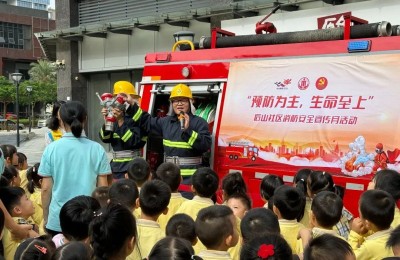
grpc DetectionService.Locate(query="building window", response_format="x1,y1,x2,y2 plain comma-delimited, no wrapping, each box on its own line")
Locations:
0,22,31,50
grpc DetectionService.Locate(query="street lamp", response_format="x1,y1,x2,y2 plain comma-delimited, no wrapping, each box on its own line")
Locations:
11,73,22,147
26,86,32,133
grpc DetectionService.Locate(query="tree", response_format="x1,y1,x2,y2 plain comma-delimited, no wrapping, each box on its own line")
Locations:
0,76,16,117
28,59,57,84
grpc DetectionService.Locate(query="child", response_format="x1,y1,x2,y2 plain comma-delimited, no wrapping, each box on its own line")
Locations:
310,191,343,238
16,152,28,171
0,144,17,167
304,234,355,260
260,174,284,209
196,205,239,260
387,225,400,256
294,168,312,228
52,241,92,260
0,186,37,260
240,233,293,260
90,203,136,260
0,166,20,187
166,213,197,245
57,195,101,248
368,169,400,228
221,172,247,202
240,208,280,243
108,179,139,212
153,162,187,231
176,167,219,220
127,179,171,260
226,193,251,220
26,163,43,230
126,157,151,190
307,170,353,239
349,189,395,259
91,186,109,208
14,235,55,260
148,237,199,260
273,185,307,254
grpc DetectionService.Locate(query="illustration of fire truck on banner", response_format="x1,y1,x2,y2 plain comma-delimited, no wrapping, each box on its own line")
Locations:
226,141,258,161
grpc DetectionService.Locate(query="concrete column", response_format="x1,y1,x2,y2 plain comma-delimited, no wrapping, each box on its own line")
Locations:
55,0,87,104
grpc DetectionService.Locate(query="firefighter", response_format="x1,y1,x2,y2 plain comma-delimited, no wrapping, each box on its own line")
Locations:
99,81,148,180
142,83,212,198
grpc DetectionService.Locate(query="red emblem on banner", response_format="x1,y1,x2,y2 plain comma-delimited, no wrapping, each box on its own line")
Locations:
316,77,328,90
298,77,310,90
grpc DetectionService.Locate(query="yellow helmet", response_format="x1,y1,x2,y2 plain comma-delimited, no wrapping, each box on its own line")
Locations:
113,81,140,97
170,84,192,99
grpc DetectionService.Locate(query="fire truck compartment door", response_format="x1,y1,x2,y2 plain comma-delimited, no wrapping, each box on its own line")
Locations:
149,82,222,95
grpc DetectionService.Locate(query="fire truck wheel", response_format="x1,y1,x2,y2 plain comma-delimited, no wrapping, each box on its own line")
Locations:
251,156,256,161
229,155,234,160
234,155,238,160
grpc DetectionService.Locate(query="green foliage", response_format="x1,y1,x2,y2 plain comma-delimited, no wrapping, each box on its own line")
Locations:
28,59,57,84
0,76,16,103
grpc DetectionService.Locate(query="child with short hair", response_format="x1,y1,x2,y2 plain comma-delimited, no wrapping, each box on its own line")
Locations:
148,237,199,260
153,162,187,231
127,179,171,260
176,167,219,220
368,169,400,228
126,157,151,189
166,213,197,245
221,172,247,202
304,234,355,260
26,163,44,231
0,144,17,167
349,189,395,259
240,208,280,243
14,234,56,260
108,179,139,212
240,233,293,260
273,185,307,254
260,174,284,209
310,191,343,238
52,241,92,260
3,165,21,187
57,195,101,248
91,186,109,208
0,186,37,260
196,205,239,260
294,168,312,228
226,193,251,220
307,170,353,239
90,203,136,260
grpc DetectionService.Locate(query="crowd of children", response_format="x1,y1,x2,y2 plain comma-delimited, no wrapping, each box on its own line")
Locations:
2,141,400,260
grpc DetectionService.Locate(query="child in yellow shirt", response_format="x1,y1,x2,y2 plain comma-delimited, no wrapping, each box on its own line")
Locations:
153,162,187,231
310,191,343,238
196,205,239,260
240,233,293,260
108,179,139,213
127,180,171,260
0,187,36,260
241,208,280,243
348,190,395,260
273,185,308,254
166,213,197,246
26,163,44,231
304,234,355,260
293,168,312,228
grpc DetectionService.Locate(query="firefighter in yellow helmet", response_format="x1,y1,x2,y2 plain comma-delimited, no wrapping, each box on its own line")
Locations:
140,83,212,198
99,81,148,180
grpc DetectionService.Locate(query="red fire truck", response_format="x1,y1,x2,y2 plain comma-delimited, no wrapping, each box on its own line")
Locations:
226,142,258,161
138,13,400,214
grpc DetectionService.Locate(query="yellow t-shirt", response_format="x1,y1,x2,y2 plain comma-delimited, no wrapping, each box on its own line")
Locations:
348,229,394,260
19,169,28,194
391,208,400,228
158,193,187,231
127,219,165,260
3,217,33,260
279,219,305,254
227,216,241,260
175,196,214,220
312,227,344,239
300,197,312,228
198,250,232,260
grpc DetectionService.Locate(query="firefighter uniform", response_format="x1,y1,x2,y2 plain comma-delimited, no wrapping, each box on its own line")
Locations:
99,81,148,178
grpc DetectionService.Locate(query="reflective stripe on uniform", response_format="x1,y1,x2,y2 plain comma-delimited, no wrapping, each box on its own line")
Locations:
188,131,198,146
180,168,197,176
132,108,143,122
163,139,192,149
121,130,133,142
100,128,111,139
113,158,134,162
141,136,148,142
113,133,120,139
